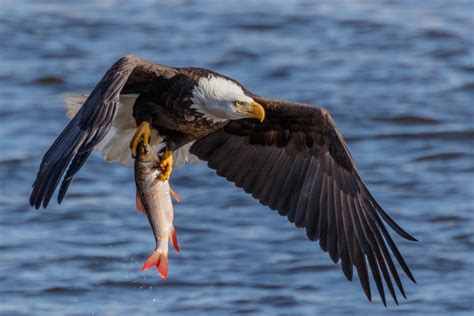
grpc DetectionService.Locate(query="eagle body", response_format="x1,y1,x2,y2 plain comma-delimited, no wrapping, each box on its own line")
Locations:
30,55,417,305
129,68,233,150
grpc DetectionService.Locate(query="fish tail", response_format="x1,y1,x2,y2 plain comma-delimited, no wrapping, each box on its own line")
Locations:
141,251,168,279
157,255,168,279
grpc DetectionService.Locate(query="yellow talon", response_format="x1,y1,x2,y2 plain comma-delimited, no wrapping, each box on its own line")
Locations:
158,149,173,181
130,121,151,157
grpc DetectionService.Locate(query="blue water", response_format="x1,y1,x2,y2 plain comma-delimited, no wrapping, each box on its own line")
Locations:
1,1,473,315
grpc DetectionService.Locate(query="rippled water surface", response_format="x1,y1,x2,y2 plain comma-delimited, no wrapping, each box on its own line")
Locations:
1,1,473,315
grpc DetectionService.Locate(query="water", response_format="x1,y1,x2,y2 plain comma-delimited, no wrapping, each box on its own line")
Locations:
1,0,473,315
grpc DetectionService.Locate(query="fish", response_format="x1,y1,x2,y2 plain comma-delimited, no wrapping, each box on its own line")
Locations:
134,141,180,279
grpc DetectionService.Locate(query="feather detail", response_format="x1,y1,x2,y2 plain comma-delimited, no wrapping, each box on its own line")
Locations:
64,93,199,167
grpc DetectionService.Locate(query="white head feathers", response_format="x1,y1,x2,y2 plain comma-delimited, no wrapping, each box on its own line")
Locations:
191,75,254,123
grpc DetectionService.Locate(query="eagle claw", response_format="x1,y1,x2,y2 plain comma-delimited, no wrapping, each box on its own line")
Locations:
158,150,173,181
130,121,151,157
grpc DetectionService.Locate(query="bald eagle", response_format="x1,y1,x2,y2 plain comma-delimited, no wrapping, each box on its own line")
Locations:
30,55,416,305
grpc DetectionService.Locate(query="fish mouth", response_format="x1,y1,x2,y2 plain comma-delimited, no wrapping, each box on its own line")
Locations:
136,142,157,162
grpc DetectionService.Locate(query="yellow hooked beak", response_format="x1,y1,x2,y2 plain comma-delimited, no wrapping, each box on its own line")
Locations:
237,101,265,122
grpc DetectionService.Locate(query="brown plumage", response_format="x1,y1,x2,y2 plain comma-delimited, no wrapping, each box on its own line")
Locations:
30,55,416,305
190,98,417,305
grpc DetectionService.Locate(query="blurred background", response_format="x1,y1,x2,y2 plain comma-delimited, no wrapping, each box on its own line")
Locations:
1,0,473,315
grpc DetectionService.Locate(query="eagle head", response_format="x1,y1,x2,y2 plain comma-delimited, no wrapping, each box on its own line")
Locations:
190,75,265,123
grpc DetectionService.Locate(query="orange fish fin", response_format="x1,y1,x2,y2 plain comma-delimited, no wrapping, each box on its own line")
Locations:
141,251,168,280
169,187,181,202
135,192,146,214
170,226,180,252
141,251,159,272
157,255,168,279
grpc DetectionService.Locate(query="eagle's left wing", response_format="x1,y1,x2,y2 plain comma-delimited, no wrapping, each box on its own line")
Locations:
190,97,416,305
30,55,176,209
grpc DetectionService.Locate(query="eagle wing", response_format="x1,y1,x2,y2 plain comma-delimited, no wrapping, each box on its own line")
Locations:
190,97,416,305
30,55,177,209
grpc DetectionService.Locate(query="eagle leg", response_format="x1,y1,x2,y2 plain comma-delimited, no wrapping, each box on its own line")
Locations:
158,149,173,181
130,121,151,157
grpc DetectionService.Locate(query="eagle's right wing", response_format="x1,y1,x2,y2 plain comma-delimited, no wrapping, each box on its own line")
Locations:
30,55,176,209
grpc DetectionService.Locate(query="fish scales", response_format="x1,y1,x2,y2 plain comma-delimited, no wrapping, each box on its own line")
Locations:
134,142,180,279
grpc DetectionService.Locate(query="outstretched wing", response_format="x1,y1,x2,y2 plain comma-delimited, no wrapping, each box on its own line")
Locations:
30,55,176,209
190,97,417,305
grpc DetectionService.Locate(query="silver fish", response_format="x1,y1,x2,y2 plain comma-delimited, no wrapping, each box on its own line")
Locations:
134,142,180,279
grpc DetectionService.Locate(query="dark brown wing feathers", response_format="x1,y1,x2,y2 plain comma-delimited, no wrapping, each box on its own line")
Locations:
30,55,177,208
190,97,416,305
